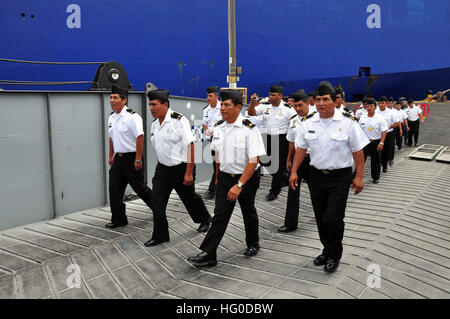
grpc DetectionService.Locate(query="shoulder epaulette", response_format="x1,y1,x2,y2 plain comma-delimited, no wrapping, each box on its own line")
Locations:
110,111,115,115
301,111,317,122
214,119,225,127
261,101,270,105
290,114,298,120
171,112,183,120
342,111,356,121
152,118,157,122
203,104,209,110
126,108,136,114
284,103,292,108
242,119,255,128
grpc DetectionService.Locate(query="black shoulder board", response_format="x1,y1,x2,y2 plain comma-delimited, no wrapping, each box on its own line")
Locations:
242,119,255,128
203,104,209,110
171,112,183,120
261,101,270,105
284,103,292,108
290,114,298,120
110,111,115,115
214,119,225,127
126,108,136,114
301,111,317,122
342,111,356,121
152,118,157,122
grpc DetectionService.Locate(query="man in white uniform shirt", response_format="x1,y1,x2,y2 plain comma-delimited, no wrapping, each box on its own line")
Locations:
334,85,354,116
144,89,211,247
405,98,424,147
202,86,222,199
278,89,315,233
395,101,409,150
355,97,369,121
359,99,388,183
377,96,398,172
106,85,153,229
248,85,297,201
308,91,317,113
289,81,369,272
188,89,266,267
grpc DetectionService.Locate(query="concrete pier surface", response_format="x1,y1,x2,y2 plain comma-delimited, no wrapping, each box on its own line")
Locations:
0,103,448,299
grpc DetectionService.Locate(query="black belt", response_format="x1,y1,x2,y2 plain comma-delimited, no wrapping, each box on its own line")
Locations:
369,139,381,142
220,167,260,179
116,152,136,158
311,166,351,175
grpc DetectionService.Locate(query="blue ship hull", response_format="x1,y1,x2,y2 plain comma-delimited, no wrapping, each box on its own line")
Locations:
1,0,449,100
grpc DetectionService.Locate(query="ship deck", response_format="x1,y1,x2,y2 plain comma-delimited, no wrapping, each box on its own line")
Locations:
0,104,449,299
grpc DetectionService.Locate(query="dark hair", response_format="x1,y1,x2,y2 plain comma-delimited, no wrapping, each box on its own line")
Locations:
154,98,170,107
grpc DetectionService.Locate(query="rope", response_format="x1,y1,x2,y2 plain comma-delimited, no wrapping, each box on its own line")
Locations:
0,58,105,65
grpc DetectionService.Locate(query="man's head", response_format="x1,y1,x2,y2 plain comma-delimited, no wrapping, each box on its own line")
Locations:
395,101,402,110
387,96,394,109
206,86,219,107
110,85,128,113
308,91,316,106
408,98,414,107
220,89,243,123
367,99,377,116
287,93,295,107
334,85,344,106
291,89,309,117
315,81,337,118
148,89,170,119
362,96,369,109
378,96,387,110
268,85,283,106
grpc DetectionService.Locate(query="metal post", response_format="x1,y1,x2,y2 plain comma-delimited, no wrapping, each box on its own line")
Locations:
100,93,108,205
46,93,57,218
228,0,237,89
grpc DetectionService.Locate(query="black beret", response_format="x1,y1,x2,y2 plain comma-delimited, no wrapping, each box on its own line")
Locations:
291,89,308,102
206,86,219,94
220,89,242,105
147,89,170,102
334,85,344,95
408,98,414,104
316,81,336,96
367,99,377,106
111,85,128,98
308,91,317,98
270,85,283,94
379,96,388,102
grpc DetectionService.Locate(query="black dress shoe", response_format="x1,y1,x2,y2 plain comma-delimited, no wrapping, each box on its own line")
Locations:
389,160,394,166
372,179,379,184
204,190,215,199
277,225,297,233
197,221,210,233
244,245,260,257
382,167,388,173
144,238,169,247
324,258,340,273
313,254,327,266
188,252,217,267
105,222,127,229
266,193,278,201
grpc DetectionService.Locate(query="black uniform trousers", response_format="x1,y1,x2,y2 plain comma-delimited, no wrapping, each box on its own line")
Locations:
309,166,353,261
402,123,408,145
388,129,396,162
363,139,381,181
283,156,311,229
207,150,217,193
393,127,402,151
151,162,211,241
381,131,394,169
200,169,261,257
109,152,153,225
407,120,420,146
266,134,289,195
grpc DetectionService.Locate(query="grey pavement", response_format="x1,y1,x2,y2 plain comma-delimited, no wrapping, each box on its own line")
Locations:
0,104,449,299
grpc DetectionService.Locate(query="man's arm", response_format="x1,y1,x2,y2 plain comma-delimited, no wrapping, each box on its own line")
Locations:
109,138,115,167
247,94,260,116
134,134,144,171
289,147,307,190
351,150,365,194
377,131,386,152
286,142,295,172
184,142,195,186
227,157,259,201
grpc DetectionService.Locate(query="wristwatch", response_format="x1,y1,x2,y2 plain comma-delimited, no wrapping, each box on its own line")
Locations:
135,159,142,163
379,142,384,145
237,181,244,188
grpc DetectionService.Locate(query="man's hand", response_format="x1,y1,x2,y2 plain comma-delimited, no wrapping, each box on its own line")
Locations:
286,160,292,173
400,130,403,137
227,185,242,201
420,119,424,125
407,126,410,131
183,173,194,186
249,93,260,107
377,144,384,152
109,157,114,167
289,172,298,190
134,160,143,171
351,177,364,195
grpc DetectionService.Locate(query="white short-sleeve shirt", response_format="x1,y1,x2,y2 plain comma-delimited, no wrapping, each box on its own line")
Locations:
358,114,389,140
211,113,266,174
376,108,396,133
108,106,144,153
405,105,423,121
202,103,222,132
151,108,195,167
295,111,369,170
286,108,315,143
355,107,368,120
254,102,297,135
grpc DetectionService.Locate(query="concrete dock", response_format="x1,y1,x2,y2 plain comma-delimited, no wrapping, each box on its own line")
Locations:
0,104,449,299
